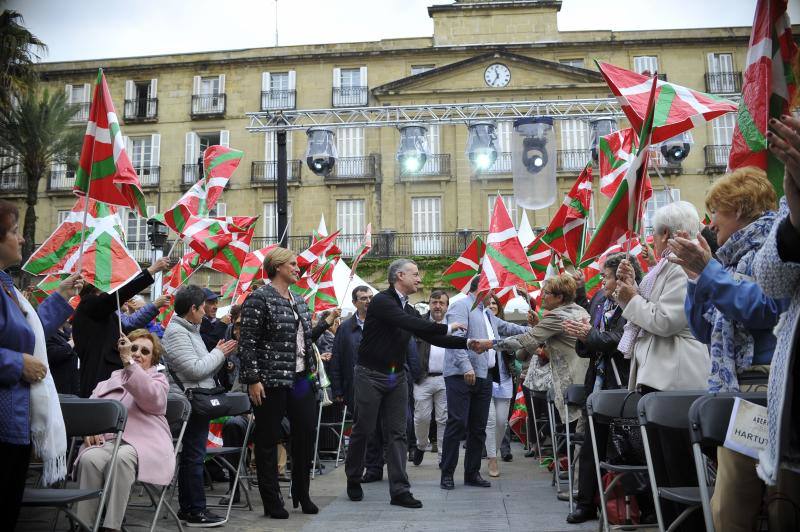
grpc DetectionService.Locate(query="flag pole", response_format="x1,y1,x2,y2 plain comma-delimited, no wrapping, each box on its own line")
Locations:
75,196,91,276
115,289,123,336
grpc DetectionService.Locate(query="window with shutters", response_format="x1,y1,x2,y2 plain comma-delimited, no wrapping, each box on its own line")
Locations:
411,65,435,75
333,67,367,106
707,112,736,167
127,135,160,186
57,210,71,225
192,74,226,116
633,56,659,76
335,128,369,177
488,195,518,229
261,71,296,110
256,131,296,182
418,124,444,175
122,205,156,263
643,189,681,232
66,83,91,122
263,202,293,241
559,58,585,69
337,199,365,256
183,131,227,185
0,147,22,190
48,160,74,191
124,79,157,120
706,53,739,93
486,122,512,174
412,197,442,254
559,119,591,171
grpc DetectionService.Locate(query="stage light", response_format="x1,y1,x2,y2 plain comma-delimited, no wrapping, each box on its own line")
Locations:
660,132,692,163
466,121,498,172
512,117,557,209
397,124,428,175
305,127,337,176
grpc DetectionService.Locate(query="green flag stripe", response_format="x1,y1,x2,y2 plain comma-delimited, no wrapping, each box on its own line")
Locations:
93,232,113,292
90,156,118,180
25,230,89,273
206,150,243,173
736,104,767,153
542,226,564,243
442,269,476,282
485,245,537,284
652,84,676,128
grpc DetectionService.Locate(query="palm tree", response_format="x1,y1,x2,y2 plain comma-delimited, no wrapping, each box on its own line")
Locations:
0,88,83,261
0,9,47,106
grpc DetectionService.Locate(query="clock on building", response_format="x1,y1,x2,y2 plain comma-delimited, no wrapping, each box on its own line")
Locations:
484,63,511,87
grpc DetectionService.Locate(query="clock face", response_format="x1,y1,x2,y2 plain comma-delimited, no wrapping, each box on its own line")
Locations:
484,63,511,88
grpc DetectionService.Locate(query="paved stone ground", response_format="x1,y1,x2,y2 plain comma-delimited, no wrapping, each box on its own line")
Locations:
18,442,597,532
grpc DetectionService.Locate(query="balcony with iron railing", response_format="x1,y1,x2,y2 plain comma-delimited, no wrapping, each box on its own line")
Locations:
704,145,731,173
135,166,160,187
260,90,296,111
181,164,201,187
328,154,380,181
123,98,158,121
251,160,302,185
557,149,592,172
332,86,368,107
478,152,513,176
398,153,451,180
48,169,76,191
191,94,226,117
705,72,742,94
0,172,25,194
70,102,90,122
648,148,683,175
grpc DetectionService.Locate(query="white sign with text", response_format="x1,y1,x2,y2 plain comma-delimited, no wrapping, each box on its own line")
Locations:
723,397,768,459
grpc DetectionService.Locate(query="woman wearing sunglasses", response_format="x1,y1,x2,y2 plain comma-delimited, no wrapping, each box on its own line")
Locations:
74,329,174,532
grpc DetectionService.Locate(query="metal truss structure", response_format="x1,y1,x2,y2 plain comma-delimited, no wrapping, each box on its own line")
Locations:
245,97,626,132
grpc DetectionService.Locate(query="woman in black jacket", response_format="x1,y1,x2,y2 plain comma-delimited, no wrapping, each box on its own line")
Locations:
562,252,642,524
238,247,333,519
46,322,79,395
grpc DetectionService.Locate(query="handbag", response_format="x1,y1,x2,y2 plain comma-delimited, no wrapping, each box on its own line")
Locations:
167,366,244,419
606,391,646,467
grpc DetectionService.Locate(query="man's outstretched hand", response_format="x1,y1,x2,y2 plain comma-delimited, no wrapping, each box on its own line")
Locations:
468,339,493,353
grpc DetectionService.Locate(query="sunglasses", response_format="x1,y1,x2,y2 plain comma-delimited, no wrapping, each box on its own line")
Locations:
130,344,153,356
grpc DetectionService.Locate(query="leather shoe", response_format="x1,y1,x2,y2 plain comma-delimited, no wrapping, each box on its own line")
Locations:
390,492,422,508
361,471,383,483
464,473,491,487
412,447,424,466
347,481,363,501
566,506,597,524
440,474,455,490
501,452,513,462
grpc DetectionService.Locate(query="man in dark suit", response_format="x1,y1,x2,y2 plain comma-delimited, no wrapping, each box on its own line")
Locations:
345,259,488,509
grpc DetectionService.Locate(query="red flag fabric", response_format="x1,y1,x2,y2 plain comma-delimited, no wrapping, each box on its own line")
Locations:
232,244,279,303
442,236,486,294
210,226,255,277
180,216,258,262
298,231,341,271
508,383,528,446
291,259,338,313
540,165,593,264
526,236,552,281
349,223,372,275
727,0,797,196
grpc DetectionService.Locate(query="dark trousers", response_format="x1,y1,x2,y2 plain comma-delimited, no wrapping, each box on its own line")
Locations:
441,375,492,477
407,375,417,452
179,413,210,514
345,365,410,498
222,415,250,495
251,374,317,510
364,418,385,475
2,441,31,530
577,413,609,510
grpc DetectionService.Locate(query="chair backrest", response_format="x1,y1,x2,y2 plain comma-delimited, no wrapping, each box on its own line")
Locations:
166,394,191,434
530,389,548,401
60,398,127,438
688,392,767,446
225,392,252,416
547,387,555,403
587,389,642,420
637,391,706,429
564,384,587,407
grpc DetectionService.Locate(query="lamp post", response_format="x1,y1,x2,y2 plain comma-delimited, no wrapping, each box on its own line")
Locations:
148,219,169,297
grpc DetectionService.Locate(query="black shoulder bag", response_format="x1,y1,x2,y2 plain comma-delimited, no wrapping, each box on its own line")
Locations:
167,366,244,419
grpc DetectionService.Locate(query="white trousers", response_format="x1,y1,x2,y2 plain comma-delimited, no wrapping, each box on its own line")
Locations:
75,442,138,530
413,375,447,456
485,397,511,459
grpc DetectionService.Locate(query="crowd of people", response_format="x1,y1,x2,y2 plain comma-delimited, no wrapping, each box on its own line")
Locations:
2,110,800,530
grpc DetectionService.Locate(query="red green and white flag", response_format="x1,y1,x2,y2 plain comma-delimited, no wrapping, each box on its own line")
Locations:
30,274,67,306
232,244,278,302
180,215,258,262
540,164,593,264
23,197,141,293
210,225,255,278
526,235,552,281
349,223,372,276
476,196,537,301
299,230,341,271
73,69,146,215
599,128,637,198
291,258,338,313
703,213,712,225
508,383,528,446
583,236,650,299
595,60,737,145
442,236,486,294
728,0,797,196
580,74,660,267
163,251,204,296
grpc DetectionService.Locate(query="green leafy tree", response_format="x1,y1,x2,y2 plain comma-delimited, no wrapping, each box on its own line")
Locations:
0,9,46,106
0,88,83,260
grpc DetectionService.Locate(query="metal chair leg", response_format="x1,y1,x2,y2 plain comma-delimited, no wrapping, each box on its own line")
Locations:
336,405,348,466
312,403,323,480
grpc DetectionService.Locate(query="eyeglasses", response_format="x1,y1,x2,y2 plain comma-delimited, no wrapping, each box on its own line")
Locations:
130,344,152,356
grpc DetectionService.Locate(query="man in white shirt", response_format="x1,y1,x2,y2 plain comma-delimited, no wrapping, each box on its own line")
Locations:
410,290,450,466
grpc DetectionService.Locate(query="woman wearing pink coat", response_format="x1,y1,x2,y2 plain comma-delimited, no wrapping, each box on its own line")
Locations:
75,329,175,532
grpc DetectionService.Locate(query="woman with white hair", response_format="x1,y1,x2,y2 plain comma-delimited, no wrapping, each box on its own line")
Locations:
614,200,710,391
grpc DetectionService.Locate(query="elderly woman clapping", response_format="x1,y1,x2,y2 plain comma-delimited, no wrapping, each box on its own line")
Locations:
614,200,710,392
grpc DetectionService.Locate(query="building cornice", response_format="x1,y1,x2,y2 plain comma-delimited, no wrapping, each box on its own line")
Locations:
427,1,563,16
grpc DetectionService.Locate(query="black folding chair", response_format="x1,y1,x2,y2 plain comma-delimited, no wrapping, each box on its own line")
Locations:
545,387,564,490
313,400,351,478
688,392,767,532
204,392,254,525
586,389,648,532
22,398,127,532
563,384,587,511
528,388,552,461
637,391,706,532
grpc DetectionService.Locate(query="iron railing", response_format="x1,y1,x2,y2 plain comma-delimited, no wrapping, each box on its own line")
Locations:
260,90,296,110
70,102,90,122
400,153,451,178
704,145,731,173
0,172,25,193
251,160,302,184
705,72,742,94
182,164,201,185
557,149,592,172
480,152,513,175
332,86,368,107
330,155,379,179
123,98,158,121
48,169,76,190
191,94,226,116
135,166,160,187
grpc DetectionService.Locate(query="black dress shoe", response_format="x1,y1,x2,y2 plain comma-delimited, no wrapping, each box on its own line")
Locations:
263,504,289,520
293,497,319,514
440,474,455,490
501,452,513,462
566,507,597,524
390,492,423,508
361,470,383,483
412,448,424,466
347,481,363,501
464,473,491,487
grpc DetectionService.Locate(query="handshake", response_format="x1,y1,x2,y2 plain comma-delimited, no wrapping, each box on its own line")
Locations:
467,339,494,354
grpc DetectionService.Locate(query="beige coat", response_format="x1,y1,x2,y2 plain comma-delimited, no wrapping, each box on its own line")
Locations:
620,261,710,391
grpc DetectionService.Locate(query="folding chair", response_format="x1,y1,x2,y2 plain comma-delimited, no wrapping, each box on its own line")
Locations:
587,389,648,532
204,392,254,525
545,387,563,490
529,388,552,461
637,391,706,532
688,392,767,532
313,401,350,479
22,398,127,532
563,384,587,511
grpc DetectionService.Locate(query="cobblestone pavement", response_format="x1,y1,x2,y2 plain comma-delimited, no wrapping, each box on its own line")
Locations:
18,442,597,532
